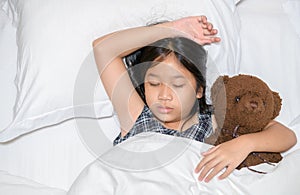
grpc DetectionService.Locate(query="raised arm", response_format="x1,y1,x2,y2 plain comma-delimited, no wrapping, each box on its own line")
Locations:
93,16,220,135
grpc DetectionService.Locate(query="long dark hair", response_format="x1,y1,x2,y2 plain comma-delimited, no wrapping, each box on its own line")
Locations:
124,36,211,114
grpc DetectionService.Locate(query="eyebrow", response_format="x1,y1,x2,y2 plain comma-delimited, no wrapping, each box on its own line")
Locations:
146,73,185,79
146,73,159,78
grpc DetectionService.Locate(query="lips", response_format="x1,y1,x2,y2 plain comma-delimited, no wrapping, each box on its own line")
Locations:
157,105,174,114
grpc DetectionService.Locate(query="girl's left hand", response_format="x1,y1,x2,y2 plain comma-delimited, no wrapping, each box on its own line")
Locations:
194,137,252,182
159,15,221,45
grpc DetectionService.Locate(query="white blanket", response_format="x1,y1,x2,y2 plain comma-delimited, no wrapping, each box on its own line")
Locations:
68,132,300,195
0,171,66,195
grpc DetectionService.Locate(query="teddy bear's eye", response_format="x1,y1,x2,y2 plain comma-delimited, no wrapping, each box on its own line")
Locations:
235,96,241,103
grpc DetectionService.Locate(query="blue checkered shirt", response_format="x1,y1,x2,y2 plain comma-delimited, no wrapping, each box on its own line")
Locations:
113,106,212,146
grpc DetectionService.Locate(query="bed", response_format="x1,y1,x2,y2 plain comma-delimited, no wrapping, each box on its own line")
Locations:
0,0,299,194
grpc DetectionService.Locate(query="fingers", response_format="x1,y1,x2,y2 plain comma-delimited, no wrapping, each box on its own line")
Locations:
203,24,217,35
198,15,207,24
197,158,221,182
199,35,221,45
195,146,219,173
207,23,219,35
197,15,211,31
202,162,229,182
174,15,221,45
186,15,215,32
195,33,221,45
195,159,231,183
211,36,221,43
195,145,232,182
218,165,236,180
195,155,213,174
199,16,212,30
200,19,221,44
206,22,213,31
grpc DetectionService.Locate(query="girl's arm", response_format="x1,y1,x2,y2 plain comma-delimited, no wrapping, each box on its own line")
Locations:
93,16,220,135
195,120,297,182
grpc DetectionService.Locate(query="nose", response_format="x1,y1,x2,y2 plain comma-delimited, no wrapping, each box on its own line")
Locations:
246,98,260,111
250,101,258,109
158,84,173,101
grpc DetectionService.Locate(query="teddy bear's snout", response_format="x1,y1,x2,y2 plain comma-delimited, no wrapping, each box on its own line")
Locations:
245,98,262,112
250,101,258,109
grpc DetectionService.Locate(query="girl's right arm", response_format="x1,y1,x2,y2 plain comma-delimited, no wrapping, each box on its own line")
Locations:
92,16,220,135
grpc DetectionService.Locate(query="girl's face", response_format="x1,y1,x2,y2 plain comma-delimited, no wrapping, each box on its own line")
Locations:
144,54,203,130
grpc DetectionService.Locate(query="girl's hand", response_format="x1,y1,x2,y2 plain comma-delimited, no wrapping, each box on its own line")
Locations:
194,137,252,182
159,15,221,45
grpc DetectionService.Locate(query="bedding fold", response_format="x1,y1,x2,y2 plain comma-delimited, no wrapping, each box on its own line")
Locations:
68,132,300,195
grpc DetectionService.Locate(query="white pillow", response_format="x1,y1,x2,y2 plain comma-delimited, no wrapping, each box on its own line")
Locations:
0,6,17,130
0,0,241,142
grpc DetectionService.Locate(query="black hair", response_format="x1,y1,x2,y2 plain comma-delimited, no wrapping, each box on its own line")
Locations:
124,36,211,114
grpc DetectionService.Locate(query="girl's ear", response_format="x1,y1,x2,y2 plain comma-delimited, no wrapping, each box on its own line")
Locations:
196,87,203,99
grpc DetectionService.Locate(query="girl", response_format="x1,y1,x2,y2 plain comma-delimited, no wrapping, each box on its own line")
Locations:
93,16,296,183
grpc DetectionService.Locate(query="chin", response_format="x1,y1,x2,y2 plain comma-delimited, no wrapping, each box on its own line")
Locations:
152,112,171,123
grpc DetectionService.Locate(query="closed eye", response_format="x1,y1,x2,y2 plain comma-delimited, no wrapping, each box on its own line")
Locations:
173,84,185,88
148,81,160,86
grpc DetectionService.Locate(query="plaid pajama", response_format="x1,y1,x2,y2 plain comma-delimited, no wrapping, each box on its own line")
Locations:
113,106,212,146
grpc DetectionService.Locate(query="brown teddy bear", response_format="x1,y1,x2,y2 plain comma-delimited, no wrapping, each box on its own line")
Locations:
206,74,283,172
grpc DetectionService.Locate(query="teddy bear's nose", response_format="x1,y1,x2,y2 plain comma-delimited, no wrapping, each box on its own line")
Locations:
250,101,258,109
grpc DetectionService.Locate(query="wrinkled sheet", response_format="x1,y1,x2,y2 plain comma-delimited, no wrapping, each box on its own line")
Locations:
68,132,300,195
0,170,66,195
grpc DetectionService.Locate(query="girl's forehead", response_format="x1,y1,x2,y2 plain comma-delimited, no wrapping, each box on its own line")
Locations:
146,56,192,79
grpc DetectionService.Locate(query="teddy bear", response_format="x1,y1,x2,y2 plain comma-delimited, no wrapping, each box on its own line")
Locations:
205,74,283,171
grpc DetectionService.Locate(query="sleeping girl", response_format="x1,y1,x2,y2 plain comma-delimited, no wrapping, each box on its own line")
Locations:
92,16,296,182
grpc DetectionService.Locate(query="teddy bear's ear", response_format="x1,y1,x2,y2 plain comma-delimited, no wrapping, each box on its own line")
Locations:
272,91,282,119
211,75,229,103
